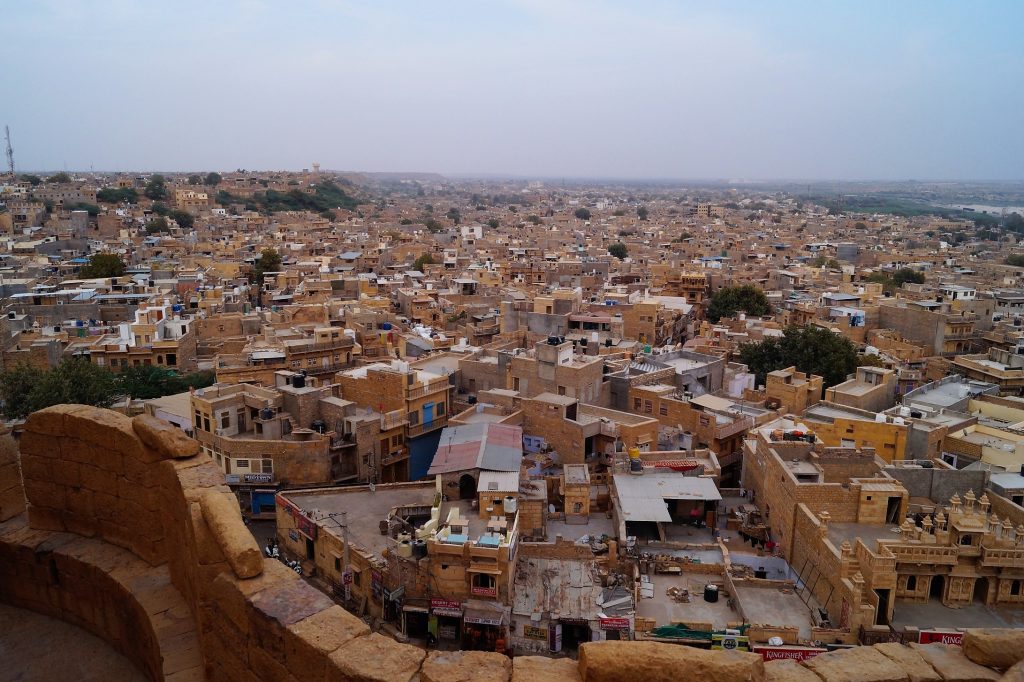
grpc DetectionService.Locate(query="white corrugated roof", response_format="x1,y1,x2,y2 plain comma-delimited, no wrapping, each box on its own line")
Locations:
614,473,722,508
477,471,519,494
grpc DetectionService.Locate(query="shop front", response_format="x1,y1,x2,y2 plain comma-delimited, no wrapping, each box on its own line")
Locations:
598,617,631,641
402,599,430,640
430,598,464,644
554,617,592,653
462,600,508,652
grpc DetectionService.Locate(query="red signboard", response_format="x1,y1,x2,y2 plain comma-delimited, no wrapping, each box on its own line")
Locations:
431,598,464,617
471,586,497,598
599,617,630,631
753,646,827,662
918,630,963,646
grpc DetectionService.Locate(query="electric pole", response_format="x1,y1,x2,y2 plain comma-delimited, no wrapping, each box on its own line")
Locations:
3,126,13,177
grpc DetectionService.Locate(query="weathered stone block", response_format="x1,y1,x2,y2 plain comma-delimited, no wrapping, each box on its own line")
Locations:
328,633,425,682
764,659,821,682
963,630,1024,670
133,414,201,459
910,644,1001,682
27,504,66,532
805,645,909,682
200,490,263,579
511,656,581,682
874,642,942,682
578,641,765,682
422,650,511,682
285,605,370,682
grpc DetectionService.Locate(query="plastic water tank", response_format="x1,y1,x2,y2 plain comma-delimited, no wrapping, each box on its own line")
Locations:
397,541,413,558
704,584,719,603
503,495,517,513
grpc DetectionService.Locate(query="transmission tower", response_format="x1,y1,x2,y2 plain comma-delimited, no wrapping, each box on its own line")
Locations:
3,126,13,177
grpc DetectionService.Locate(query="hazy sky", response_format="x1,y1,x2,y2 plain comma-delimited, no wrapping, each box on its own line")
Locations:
3,1,1023,180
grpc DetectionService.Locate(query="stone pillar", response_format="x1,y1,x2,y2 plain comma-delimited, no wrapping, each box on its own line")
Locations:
839,540,853,578
818,511,831,540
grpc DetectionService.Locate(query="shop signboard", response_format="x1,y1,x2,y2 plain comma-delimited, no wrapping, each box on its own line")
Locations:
918,630,963,646
523,625,547,640
752,645,826,661
464,613,502,626
430,598,463,618
471,585,497,598
711,634,750,651
243,472,273,484
599,617,630,631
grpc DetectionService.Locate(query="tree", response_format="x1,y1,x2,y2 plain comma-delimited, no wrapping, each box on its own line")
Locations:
608,243,629,259
854,221,867,230
1006,255,1024,267
169,209,195,229
413,253,434,271
205,172,222,186
144,174,167,200
739,325,860,388
48,172,71,183
0,364,45,420
79,253,126,278
188,174,203,185
117,365,214,400
487,218,500,229
706,284,772,323
574,208,591,220
527,214,542,225
813,255,841,269
424,218,443,232
637,206,649,221
64,201,100,217
0,359,119,419
18,174,41,186
145,217,170,234
446,208,461,225
892,268,925,287
151,202,170,216
97,187,137,204
253,248,282,284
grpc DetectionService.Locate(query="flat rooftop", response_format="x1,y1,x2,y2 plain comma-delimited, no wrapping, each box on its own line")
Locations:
283,483,437,558
892,600,1024,630
635,572,737,629
827,522,902,550
733,585,816,639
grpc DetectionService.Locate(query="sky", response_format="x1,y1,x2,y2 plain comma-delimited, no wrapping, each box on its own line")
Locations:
2,0,1023,180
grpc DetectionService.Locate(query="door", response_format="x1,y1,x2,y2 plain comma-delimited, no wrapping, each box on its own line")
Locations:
423,402,434,426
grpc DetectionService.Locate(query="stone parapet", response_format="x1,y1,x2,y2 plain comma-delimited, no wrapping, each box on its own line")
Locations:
1,404,1024,681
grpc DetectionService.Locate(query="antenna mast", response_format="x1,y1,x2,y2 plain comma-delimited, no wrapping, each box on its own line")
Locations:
3,126,13,177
